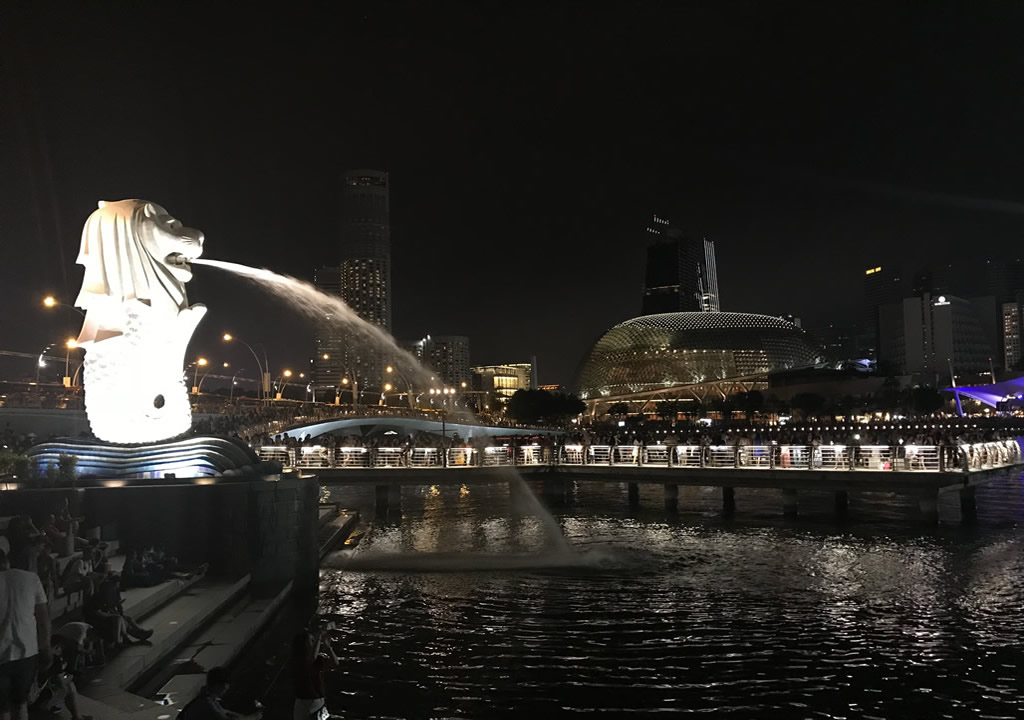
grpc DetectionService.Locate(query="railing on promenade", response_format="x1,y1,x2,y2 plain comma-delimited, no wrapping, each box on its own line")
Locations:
256,439,1022,474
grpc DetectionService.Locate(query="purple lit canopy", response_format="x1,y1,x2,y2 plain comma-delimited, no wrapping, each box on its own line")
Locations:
943,377,1024,407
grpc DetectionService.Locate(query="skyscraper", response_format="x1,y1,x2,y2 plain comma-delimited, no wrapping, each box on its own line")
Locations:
405,334,472,388
336,170,391,390
862,264,904,360
340,170,391,330
641,214,720,315
312,265,346,390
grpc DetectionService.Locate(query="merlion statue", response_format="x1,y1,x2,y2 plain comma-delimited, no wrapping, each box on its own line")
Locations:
74,200,206,444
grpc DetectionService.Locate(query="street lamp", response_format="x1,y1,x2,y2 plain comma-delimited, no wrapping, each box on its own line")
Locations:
276,369,293,399
191,357,208,393
64,338,78,387
386,365,415,409
42,296,84,317
229,367,245,402
223,333,267,401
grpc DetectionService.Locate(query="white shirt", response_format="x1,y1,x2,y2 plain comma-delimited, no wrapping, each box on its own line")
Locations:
0,568,47,662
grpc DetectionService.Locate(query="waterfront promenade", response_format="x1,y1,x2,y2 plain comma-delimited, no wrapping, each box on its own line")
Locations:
262,439,1023,523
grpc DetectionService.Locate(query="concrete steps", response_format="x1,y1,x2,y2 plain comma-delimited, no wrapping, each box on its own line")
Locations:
78,575,249,715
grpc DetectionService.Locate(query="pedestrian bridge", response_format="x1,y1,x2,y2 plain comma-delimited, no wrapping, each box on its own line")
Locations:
257,439,1021,474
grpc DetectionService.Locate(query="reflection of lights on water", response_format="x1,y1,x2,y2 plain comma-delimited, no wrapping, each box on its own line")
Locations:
429,485,440,497
460,485,470,497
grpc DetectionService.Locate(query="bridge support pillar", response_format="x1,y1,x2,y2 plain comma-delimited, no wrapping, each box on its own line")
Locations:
782,488,798,518
959,485,977,522
722,486,735,516
627,482,640,507
918,491,939,525
664,483,678,513
376,484,401,518
834,490,849,517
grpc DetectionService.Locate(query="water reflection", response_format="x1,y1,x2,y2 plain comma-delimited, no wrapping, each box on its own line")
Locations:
319,473,1024,718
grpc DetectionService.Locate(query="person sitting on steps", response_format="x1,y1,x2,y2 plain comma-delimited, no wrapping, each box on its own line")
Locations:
178,666,262,720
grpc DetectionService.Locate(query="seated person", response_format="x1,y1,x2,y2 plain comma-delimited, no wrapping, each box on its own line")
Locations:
42,513,87,555
121,548,177,588
83,576,153,650
31,633,93,720
178,666,262,720
53,621,104,669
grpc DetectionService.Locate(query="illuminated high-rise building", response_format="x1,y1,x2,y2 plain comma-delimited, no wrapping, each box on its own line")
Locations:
338,169,391,390
312,265,346,390
641,214,720,315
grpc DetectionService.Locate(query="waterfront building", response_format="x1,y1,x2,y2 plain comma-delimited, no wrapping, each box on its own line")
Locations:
642,214,720,315
472,362,535,398
878,293,996,381
575,312,826,414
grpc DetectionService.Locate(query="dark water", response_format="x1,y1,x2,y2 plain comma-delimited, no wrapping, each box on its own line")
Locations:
318,475,1024,719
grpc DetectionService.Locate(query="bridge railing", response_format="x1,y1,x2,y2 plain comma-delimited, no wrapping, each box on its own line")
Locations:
962,440,1022,470
256,441,1024,473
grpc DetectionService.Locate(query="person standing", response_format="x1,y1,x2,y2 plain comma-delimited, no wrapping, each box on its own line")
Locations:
0,543,51,720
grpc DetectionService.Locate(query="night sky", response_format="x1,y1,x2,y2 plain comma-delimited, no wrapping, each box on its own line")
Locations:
3,2,1024,387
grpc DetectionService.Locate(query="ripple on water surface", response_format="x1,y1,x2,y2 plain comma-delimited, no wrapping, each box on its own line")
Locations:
318,474,1024,719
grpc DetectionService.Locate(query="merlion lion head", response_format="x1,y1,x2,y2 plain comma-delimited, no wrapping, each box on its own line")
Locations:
75,199,204,314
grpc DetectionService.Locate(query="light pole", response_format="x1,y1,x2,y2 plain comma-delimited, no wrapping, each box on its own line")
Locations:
36,343,55,385
223,333,267,402
192,357,208,393
230,367,245,402
197,361,228,394
42,296,85,318
63,338,78,387
276,369,293,400
386,365,415,409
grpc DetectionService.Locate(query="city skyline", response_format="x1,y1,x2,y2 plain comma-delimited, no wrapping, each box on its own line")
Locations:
4,4,1024,387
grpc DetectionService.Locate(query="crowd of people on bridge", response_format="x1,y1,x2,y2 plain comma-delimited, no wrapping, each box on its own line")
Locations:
569,423,1018,450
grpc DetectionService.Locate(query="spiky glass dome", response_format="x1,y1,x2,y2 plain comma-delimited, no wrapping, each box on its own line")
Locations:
575,312,826,399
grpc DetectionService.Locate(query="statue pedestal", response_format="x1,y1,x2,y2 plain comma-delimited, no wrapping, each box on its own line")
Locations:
27,435,279,480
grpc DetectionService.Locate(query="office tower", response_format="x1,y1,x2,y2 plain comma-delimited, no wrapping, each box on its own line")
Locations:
339,169,391,389
403,334,471,388
426,335,471,388
312,265,346,390
879,293,995,380
642,214,720,315
862,264,904,359
1003,299,1024,371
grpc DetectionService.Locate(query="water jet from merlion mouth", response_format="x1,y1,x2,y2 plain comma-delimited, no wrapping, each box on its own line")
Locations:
193,258,572,555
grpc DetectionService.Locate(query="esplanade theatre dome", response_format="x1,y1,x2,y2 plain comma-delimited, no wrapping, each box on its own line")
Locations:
575,312,826,400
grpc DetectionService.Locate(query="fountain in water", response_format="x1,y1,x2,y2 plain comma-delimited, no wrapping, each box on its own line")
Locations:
194,258,571,555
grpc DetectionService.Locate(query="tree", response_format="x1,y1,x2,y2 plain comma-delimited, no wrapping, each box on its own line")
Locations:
710,396,736,420
791,392,825,419
736,390,764,418
656,400,685,421
909,386,944,415
607,402,630,418
505,390,585,425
